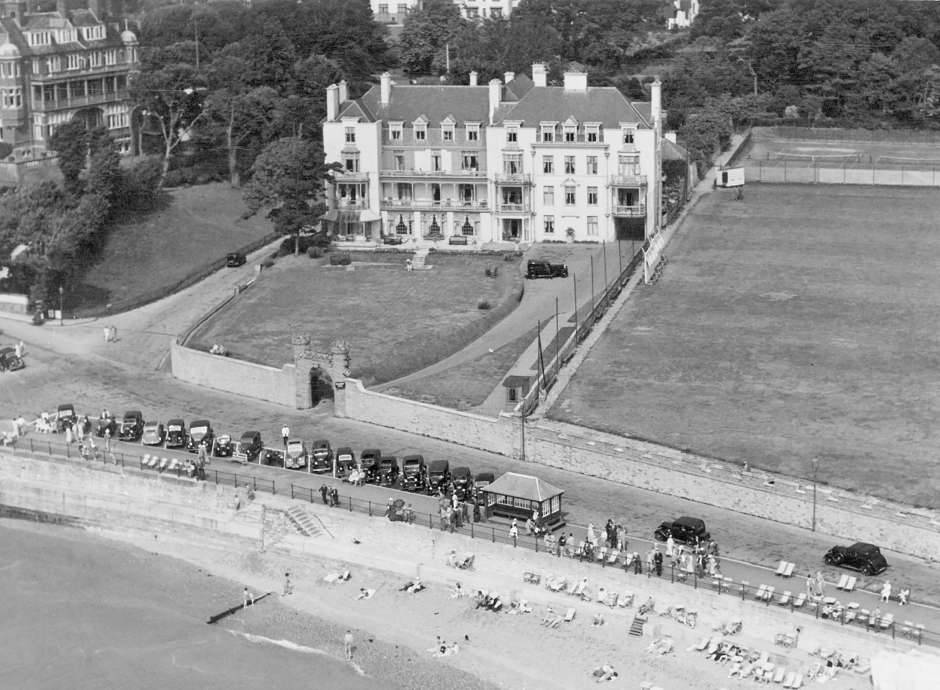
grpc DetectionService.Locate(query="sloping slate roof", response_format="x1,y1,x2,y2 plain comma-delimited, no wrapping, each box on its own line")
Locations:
504,74,533,101
663,137,688,161
497,86,650,128
23,13,70,30
70,9,101,27
483,472,563,501
356,84,491,125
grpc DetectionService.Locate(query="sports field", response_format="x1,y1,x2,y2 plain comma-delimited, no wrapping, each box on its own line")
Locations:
743,126,940,166
550,184,940,508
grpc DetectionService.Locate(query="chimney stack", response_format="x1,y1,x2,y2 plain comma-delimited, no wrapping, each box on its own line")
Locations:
503,71,515,84
55,0,65,15
532,63,547,87
488,79,501,125
563,72,587,93
380,72,391,106
650,79,662,124
326,83,339,122
469,70,478,86
338,79,348,105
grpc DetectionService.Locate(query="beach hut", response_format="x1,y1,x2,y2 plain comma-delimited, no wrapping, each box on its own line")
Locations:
481,472,564,526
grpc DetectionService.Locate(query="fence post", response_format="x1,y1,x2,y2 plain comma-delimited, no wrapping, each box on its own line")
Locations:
470,521,474,539
491,526,495,543
429,513,433,529
368,501,372,517
693,572,697,589
348,496,352,512
48,442,52,455
29,439,33,453
670,563,675,583
66,443,70,459
534,537,538,553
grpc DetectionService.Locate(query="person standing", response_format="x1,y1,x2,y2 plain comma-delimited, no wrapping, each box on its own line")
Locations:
509,518,518,547
344,630,354,661
881,580,892,603
283,572,293,596
243,587,254,608
281,424,290,448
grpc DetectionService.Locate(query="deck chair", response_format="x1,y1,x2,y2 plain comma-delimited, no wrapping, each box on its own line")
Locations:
857,608,869,625
604,591,618,607
572,579,587,597
149,455,159,467
158,457,168,471
836,574,849,590
564,607,576,622
880,613,894,630
691,637,710,652
775,560,787,576
763,586,775,602
776,590,791,606
606,549,619,565
575,540,586,559
792,592,806,608
773,667,786,683
783,562,795,577
843,576,856,591
754,584,768,600
596,546,608,563
142,454,151,467
168,458,179,472
616,592,634,608
790,673,803,688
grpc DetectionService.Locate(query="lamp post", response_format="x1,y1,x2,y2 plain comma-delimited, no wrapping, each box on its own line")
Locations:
58,285,64,326
811,457,819,532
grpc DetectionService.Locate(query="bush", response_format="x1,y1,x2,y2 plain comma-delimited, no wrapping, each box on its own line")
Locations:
484,264,500,278
477,299,492,310
278,232,331,257
307,246,322,258
260,258,275,269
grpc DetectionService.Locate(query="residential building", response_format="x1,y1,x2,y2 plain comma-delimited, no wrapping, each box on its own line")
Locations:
322,64,665,246
0,0,138,169
668,0,699,29
371,0,520,24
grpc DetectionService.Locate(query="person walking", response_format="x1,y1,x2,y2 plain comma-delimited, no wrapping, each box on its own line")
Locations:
243,587,254,608
319,484,329,505
881,580,892,603
344,630,354,661
281,424,290,448
283,572,293,596
509,518,518,547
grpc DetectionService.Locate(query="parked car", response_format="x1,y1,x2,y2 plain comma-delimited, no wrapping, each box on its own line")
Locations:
360,449,381,482
451,466,473,501
141,422,166,446
0,346,24,372
824,542,888,576
379,455,399,486
56,403,77,431
185,420,214,454
427,459,451,494
94,414,117,438
213,434,234,458
285,439,308,470
310,439,333,473
526,259,569,279
226,251,246,267
119,410,144,442
165,419,187,448
401,454,427,492
473,471,495,505
262,447,285,467
382,235,404,245
335,446,356,477
233,430,262,463
654,516,710,545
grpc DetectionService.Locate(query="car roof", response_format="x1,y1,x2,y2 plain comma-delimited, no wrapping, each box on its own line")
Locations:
452,466,471,475
403,454,424,462
143,421,161,427
240,430,260,438
190,419,211,427
168,418,185,424
475,471,495,481
124,410,142,415
428,459,449,469
848,542,880,553
674,516,706,530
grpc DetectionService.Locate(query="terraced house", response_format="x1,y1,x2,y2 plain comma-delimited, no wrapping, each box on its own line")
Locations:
322,64,665,247
0,0,138,183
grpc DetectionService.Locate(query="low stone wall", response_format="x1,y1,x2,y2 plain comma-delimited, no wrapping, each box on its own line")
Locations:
170,341,297,407
0,292,28,314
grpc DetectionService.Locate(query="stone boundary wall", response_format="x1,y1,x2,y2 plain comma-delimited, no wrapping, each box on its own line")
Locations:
744,160,940,187
170,341,296,407
0,292,28,314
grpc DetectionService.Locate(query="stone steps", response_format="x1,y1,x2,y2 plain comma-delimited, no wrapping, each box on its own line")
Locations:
286,505,322,537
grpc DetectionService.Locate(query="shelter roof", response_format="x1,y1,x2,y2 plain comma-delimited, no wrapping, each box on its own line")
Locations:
483,472,563,502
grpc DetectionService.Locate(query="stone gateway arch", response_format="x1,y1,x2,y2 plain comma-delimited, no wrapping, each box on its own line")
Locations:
291,334,350,409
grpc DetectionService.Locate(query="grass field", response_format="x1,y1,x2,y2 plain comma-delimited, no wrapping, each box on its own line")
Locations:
550,184,940,508
74,184,272,309
191,252,522,386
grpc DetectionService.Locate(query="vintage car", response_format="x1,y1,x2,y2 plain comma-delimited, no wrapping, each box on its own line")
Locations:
261,447,286,468
310,439,333,473
226,251,247,267
94,414,117,438
119,410,144,442
185,420,214,454
141,421,166,446
0,346,24,372
427,459,451,494
526,259,569,279
233,430,262,463
213,434,234,458
654,516,711,545
379,455,399,486
285,439,308,470
360,449,382,482
473,471,495,505
56,403,77,432
401,454,427,492
824,542,888,576
165,419,187,448
451,466,474,501
335,446,356,477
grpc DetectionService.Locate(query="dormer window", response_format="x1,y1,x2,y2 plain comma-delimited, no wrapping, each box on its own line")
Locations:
414,123,427,142
442,123,455,142
466,123,480,142
28,31,50,47
389,122,403,142
586,124,600,142
563,124,577,143
345,126,356,144
540,123,556,143
82,25,105,41
506,127,518,143
622,127,636,145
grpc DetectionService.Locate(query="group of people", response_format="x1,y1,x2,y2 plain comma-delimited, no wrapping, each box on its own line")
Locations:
664,534,721,578
319,484,340,506
880,580,911,606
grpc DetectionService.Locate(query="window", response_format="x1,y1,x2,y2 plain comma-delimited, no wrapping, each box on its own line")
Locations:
462,151,478,171
467,6,478,18
506,127,518,143
393,153,405,171
622,128,635,144
1,88,21,108
47,56,61,73
67,54,83,70
564,155,575,174
564,125,576,142
345,127,355,144
414,123,426,142
587,216,598,236
543,186,554,206
587,186,598,205
344,153,360,172
432,153,441,171
544,215,555,234
466,123,480,141
105,49,117,65
378,3,388,13
491,7,502,17
89,51,102,67
564,185,575,205
618,154,640,176
442,124,454,142
586,155,598,174
542,156,554,174
397,4,408,15
390,122,403,141
586,125,600,142
540,124,554,143
503,154,522,175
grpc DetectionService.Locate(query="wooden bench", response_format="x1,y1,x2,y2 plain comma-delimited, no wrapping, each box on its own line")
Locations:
448,235,470,245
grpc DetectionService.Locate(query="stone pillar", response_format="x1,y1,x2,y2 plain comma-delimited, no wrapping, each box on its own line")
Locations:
291,333,314,409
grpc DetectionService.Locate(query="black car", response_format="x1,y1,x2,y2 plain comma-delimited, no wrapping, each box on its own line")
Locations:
824,542,888,576
262,447,286,467
213,434,234,458
165,419,187,448
233,430,262,463
451,466,473,501
360,449,382,482
382,235,404,245
185,420,214,454
526,259,569,279
56,403,77,431
401,454,427,492
654,516,710,545
226,251,246,267
335,447,356,477
0,347,24,372
379,455,399,486
310,439,333,473
473,471,495,505
119,410,144,442
427,459,451,494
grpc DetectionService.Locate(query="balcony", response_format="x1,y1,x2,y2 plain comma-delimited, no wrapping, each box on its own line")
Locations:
609,173,647,187
334,199,370,210
34,90,129,111
496,201,530,213
334,170,369,182
493,173,532,185
380,168,487,180
612,204,646,217
383,198,489,211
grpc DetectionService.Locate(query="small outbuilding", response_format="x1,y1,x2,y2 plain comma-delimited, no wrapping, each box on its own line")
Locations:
481,471,564,526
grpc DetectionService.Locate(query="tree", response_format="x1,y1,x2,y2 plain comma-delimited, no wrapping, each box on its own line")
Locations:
399,0,466,75
48,120,88,197
243,138,336,254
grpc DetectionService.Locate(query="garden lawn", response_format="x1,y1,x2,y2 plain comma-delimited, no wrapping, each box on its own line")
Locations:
74,184,272,311
191,252,522,386
550,184,940,509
